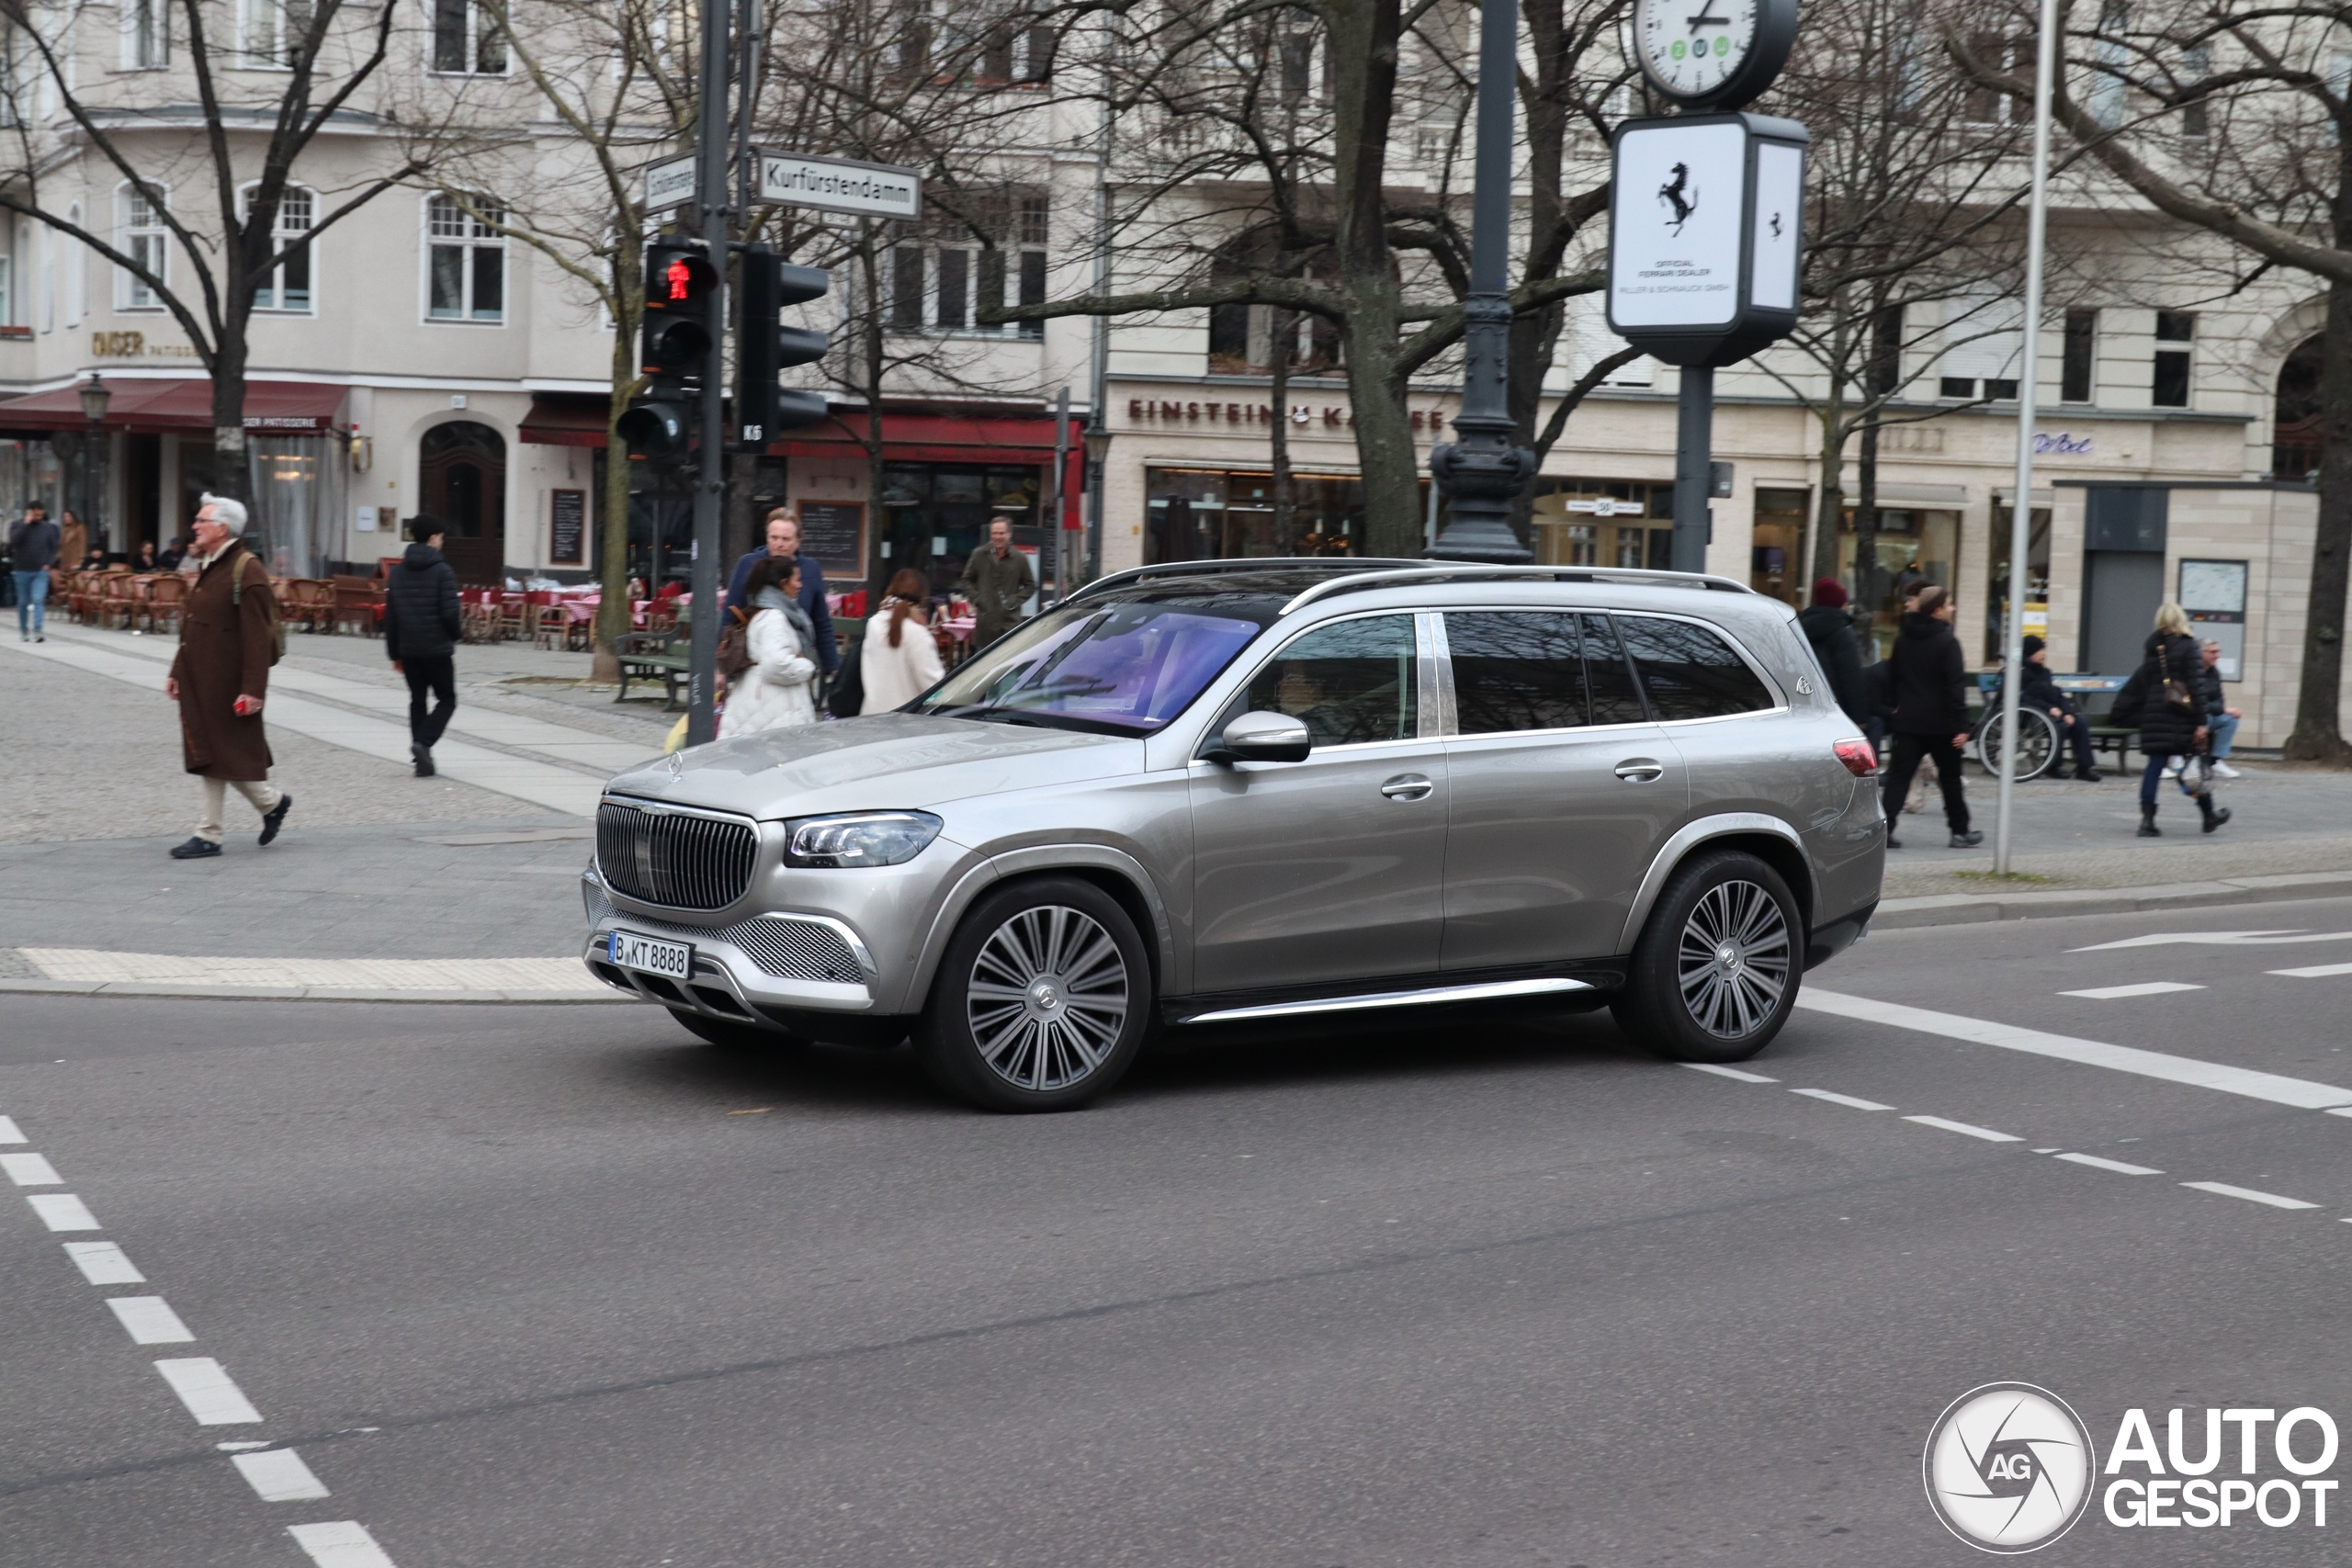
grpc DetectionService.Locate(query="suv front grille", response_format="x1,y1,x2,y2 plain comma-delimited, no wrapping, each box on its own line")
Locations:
596,800,756,910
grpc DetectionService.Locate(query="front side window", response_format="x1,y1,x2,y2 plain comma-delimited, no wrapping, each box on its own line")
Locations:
426,194,504,321
1445,611,1589,734
1242,615,1419,746
916,593,1276,735
250,186,312,311
432,0,506,73
1616,615,1775,721
119,187,167,310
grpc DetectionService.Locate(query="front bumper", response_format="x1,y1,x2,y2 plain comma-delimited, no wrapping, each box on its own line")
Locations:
581,869,878,1024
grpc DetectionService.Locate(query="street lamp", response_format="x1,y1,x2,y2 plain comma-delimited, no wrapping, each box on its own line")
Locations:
78,373,110,558
1082,417,1112,580
1426,0,1534,564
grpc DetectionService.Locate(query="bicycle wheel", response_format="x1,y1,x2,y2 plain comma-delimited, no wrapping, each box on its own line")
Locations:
1976,705,2060,780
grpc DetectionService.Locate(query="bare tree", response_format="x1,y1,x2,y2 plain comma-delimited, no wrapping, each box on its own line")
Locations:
0,0,433,499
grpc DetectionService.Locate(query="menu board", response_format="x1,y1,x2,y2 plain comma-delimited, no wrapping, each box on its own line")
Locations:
798,502,864,575
2178,558,2248,682
549,489,586,565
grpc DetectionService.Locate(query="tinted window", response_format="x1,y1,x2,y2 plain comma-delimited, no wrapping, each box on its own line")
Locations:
1244,615,1419,745
1578,614,1650,725
918,597,1271,734
1445,612,1588,733
1617,615,1775,720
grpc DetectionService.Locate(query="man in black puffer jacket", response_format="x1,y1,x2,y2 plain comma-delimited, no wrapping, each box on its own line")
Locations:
1879,583,1984,849
2109,605,2228,837
384,515,463,777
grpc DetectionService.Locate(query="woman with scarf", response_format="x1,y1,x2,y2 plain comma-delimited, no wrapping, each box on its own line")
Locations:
717,554,819,738
859,569,945,712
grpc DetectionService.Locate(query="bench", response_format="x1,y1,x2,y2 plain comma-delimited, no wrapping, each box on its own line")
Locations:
616,630,690,710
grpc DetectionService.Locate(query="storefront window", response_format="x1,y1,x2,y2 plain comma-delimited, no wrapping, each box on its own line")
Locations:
878,461,1045,594
246,435,345,579
0,439,62,525
1750,488,1809,605
1144,467,1368,562
1839,508,1960,660
1529,478,1673,570
1984,502,2052,663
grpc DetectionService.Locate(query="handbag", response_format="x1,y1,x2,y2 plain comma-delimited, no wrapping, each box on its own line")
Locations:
827,637,865,718
716,605,753,681
2159,641,2198,717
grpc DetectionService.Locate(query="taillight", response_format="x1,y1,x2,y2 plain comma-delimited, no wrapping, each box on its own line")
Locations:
1833,738,1877,777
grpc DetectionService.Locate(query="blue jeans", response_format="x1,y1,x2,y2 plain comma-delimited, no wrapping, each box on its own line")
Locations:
2207,711,2238,760
2140,751,2173,808
11,570,45,634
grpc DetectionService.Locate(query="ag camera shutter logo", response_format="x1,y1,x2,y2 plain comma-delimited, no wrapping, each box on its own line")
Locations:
1923,1382,2097,1552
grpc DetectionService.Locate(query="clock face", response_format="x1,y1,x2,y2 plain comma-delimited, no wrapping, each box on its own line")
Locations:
1635,0,1760,102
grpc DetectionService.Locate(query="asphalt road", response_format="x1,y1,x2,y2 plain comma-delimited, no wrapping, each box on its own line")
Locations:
9,897,2352,1566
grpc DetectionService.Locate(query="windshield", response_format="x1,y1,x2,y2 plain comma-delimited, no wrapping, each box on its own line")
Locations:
913,593,1277,734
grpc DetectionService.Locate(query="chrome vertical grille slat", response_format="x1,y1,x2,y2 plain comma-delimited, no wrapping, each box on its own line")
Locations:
595,800,756,910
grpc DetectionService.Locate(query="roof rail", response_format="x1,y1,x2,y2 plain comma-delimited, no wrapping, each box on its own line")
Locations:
1279,563,1758,615
1068,557,1422,604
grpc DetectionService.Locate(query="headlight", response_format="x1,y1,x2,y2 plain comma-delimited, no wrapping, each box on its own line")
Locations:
784,811,943,868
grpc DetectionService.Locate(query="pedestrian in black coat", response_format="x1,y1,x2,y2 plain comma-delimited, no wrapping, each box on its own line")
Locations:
384,516,464,776
1879,584,1984,850
1798,576,1870,728
2013,634,2100,781
2109,604,2228,837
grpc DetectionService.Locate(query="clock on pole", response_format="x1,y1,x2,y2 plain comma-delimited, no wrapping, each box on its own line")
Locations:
1632,0,1799,111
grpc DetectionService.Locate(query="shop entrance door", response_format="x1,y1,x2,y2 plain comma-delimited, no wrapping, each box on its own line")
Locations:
421,421,506,584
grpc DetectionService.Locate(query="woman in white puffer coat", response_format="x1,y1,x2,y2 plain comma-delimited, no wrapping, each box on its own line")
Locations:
859,568,945,712
718,555,818,738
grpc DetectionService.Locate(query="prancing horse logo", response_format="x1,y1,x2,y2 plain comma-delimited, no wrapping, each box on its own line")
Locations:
1658,163,1698,235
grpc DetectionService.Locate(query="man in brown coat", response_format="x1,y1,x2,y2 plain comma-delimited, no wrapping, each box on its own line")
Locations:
164,495,292,860
957,515,1035,649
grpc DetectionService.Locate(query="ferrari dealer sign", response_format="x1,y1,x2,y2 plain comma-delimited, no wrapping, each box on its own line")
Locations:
1608,119,1747,331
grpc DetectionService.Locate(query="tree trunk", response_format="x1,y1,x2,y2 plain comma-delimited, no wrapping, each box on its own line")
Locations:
592,243,643,683
2286,275,2352,761
209,334,251,508
1810,391,1846,589
858,240,896,604
1854,409,1881,649
1269,308,1295,553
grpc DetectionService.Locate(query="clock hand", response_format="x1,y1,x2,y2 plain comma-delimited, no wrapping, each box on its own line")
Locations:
1687,0,1724,29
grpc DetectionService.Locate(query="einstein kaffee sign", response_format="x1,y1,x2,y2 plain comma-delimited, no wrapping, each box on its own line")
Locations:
1122,394,1460,438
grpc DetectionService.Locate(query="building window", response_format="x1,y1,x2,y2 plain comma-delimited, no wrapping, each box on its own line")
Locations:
242,0,311,67
2061,308,2098,402
1939,377,1974,400
1964,36,2027,123
426,194,504,322
2180,45,2211,137
123,0,167,68
251,186,313,311
0,254,11,327
119,187,168,310
432,0,506,73
2154,310,2194,408
888,193,1047,339
893,2,1050,84
2087,1,2129,127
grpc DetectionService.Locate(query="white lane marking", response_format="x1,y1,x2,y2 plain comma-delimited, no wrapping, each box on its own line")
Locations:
2070,931,2352,952
153,1358,264,1425
1,1151,63,1185
26,1192,101,1231
1797,988,2352,1110
232,1448,332,1502
2059,982,2206,1000
1681,1063,1778,1083
1904,1114,2025,1143
0,1114,24,1143
2054,1152,2165,1176
287,1520,400,1567
107,1295,196,1345
2032,1147,2062,1154
218,1440,273,1451
2269,963,2352,979
1789,1087,1894,1111
63,1240,145,1284
2181,1180,2320,1211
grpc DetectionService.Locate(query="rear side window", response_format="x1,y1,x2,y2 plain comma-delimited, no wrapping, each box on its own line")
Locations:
1444,611,1588,732
1577,614,1650,725
1616,615,1776,720
1244,614,1419,745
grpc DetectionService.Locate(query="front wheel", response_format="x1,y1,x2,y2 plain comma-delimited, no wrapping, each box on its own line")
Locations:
915,876,1151,1111
1611,850,1800,1064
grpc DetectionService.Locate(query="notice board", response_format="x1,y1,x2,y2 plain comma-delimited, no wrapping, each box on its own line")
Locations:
798,502,865,576
549,489,587,566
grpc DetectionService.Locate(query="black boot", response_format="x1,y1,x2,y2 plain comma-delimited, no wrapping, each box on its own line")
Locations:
2199,795,2231,834
2138,806,2161,838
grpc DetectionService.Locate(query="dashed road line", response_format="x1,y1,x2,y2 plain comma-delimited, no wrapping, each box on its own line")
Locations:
231,1447,334,1502
2059,982,2206,999
26,1192,102,1230
1903,1114,2024,1143
62,1239,145,1284
107,1295,198,1345
2181,1181,2320,1211
2,1151,64,1185
1680,1064,1778,1083
1789,1088,1894,1111
2269,962,2352,979
288,1519,401,1568
0,1114,24,1143
2052,1152,2165,1176
153,1357,266,1425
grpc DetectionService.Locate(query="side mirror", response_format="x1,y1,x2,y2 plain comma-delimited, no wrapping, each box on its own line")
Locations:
1208,710,1312,764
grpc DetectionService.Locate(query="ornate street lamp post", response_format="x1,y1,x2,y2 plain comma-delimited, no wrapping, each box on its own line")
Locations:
1082,417,1113,581
78,373,111,558
1426,0,1534,563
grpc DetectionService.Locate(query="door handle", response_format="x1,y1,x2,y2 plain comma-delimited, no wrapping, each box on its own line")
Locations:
1613,759,1666,783
1380,773,1434,801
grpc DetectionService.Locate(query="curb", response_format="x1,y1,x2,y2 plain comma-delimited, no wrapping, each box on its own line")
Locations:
1875,870,2352,930
0,977,629,1005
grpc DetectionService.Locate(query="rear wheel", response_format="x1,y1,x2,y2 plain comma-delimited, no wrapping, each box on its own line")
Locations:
915,876,1151,1111
1611,850,1800,1064
1976,705,2060,780
667,1007,798,1051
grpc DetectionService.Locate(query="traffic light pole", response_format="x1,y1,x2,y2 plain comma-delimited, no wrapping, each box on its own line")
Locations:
686,0,731,747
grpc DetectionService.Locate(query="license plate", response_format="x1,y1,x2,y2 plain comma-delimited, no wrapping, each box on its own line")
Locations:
608,929,693,979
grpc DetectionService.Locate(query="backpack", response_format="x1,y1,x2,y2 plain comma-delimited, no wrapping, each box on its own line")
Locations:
716,604,754,681
229,553,285,665
828,636,865,718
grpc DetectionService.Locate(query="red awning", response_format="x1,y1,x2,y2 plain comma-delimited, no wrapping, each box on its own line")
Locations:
0,378,347,434
518,393,611,448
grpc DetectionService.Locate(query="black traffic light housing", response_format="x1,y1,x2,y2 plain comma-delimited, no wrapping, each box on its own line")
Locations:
621,241,719,461
734,245,832,450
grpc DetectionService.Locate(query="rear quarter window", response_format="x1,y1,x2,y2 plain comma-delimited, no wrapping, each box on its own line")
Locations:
1616,615,1777,720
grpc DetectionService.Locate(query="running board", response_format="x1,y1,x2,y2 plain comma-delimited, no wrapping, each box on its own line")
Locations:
1182,976,1593,1026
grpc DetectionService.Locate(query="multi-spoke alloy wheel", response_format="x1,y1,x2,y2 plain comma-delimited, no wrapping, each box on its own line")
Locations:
918,876,1152,1111
1673,879,1792,1041
1611,850,1803,1064
966,905,1131,1091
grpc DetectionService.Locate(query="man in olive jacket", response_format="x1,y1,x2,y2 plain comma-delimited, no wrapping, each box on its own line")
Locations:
958,516,1034,649
164,496,291,859
384,515,464,776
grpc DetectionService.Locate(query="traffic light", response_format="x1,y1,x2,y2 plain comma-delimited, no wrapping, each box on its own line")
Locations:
733,245,832,451
619,241,718,461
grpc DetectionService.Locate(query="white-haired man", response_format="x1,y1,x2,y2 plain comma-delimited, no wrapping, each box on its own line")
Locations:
163,494,291,859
